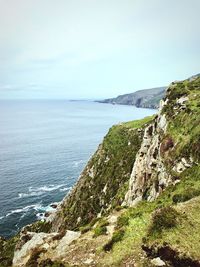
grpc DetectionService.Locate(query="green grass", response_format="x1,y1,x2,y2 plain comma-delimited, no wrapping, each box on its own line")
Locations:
93,218,109,237
147,206,180,237
0,235,19,267
146,197,200,261
99,163,200,265
24,220,52,233
123,116,155,129
57,116,153,231
162,77,200,162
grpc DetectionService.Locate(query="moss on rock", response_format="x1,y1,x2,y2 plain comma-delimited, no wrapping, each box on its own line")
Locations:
51,117,153,232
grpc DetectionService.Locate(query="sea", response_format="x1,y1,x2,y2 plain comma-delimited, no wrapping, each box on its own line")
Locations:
0,100,155,238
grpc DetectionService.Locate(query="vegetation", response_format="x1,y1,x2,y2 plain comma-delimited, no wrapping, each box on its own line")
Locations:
1,76,200,267
53,116,153,231
26,249,67,267
24,221,52,233
148,206,179,235
93,225,107,237
93,218,109,237
162,77,200,162
0,235,19,267
98,86,166,109
103,228,125,251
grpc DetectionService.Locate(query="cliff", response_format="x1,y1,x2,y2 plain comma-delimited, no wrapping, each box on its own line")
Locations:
1,75,200,267
98,87,166,109
50,116,153,233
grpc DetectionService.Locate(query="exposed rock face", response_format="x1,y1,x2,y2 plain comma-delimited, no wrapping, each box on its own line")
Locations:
50,119,150,232
13,230,81,266
1,74,200,267
124,100,170,206
124,75,200,206
98,87,166,109
13,232,58,266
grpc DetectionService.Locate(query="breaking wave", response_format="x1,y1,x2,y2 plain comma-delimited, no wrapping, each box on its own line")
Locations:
59,186,72,192
18,184,66,198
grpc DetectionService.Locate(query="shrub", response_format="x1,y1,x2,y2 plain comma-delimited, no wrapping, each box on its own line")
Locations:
98,218,109,228
93,225,107,237
79,224,92,234
93,218,109,237
103,228,125,251
117,214,129,228
24,221,52,233
148,206,179,235
172,188,200,204
115,205,124,211
0,236,19,267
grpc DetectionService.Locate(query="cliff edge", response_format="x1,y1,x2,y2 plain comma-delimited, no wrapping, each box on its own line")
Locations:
1,75,200,267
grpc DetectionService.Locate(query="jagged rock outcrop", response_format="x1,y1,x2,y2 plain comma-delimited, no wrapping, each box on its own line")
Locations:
12,230,81,266
50,117,152,232
124,76,200,206
124,103,169,205
1,74,200,267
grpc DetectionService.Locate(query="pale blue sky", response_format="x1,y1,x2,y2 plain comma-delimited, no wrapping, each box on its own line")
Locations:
0,0,199,99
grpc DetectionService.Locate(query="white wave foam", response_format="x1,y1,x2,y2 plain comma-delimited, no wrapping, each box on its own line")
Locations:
59,186,72,192
18,184,66,198
18,191,43,198
36,213,45,220
36,202,58,221
2,202,59,223
29,184,65,192
5,203,42,218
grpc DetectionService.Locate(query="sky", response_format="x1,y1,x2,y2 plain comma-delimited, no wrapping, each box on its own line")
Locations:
0,0,199,99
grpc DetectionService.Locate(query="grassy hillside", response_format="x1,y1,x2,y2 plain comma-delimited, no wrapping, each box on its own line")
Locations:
51,116,154,232
1,75,200,267
98,87,166,109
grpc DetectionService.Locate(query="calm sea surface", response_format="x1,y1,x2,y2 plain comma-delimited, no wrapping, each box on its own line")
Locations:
0,100,155,238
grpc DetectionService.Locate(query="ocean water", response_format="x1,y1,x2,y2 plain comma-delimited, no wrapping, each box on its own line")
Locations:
0,100,155,238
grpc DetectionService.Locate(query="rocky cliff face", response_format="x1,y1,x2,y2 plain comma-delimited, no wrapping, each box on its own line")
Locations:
98,87,166,109
124,76,200,208
124,105,169,206
1,75,200,267
50,116,153,232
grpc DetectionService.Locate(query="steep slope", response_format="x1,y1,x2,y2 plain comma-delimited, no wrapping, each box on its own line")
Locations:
1,75,200,267
98,87,166,109
125,75,200,206
50,116,153,232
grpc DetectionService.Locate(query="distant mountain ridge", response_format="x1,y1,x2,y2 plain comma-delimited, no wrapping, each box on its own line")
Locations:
98,87,166,109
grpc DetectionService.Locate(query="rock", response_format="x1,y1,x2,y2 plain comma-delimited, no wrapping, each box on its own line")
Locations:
102,183,108,194
157,114,167,133
13,232,58,266
176,96,189,105
50,203,58,209
88,166,95,178
83,258,94,265
107,214,118,224
124,111,170,206
172,157,193,173
53,230,81,258
98,87,166,109
45,212,51,217
106,225,115,236
151,257,166,266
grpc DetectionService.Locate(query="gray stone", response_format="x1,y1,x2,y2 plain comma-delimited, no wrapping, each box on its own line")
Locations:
151,257,166,266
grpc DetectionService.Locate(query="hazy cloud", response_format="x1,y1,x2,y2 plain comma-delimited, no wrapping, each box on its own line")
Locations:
0,0,199,99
